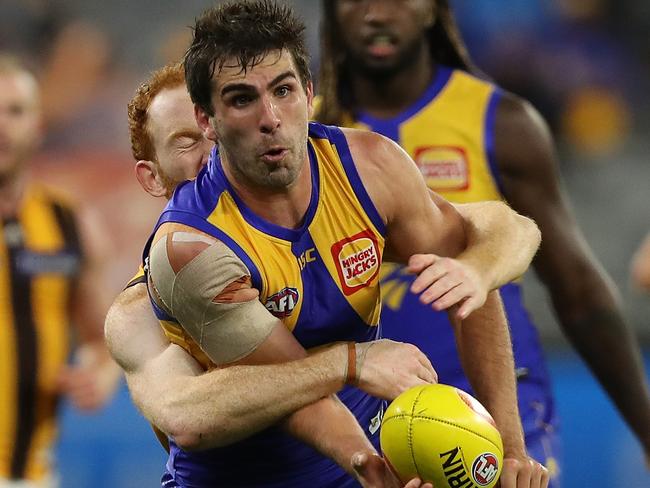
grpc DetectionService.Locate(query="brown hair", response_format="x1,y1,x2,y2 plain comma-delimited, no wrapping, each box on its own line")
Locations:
184,0,311,117
127,62,185,162
316,0,475,125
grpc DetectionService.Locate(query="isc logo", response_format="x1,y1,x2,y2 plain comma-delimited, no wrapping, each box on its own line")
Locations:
264,287,299,318
297,248,317,270
471,453,499,486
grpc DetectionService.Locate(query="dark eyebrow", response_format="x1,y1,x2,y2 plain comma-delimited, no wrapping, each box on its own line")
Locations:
220,70,297,97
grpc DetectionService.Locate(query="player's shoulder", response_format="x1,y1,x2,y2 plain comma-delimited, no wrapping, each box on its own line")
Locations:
341,127,405,166
153,223,221,271
493,90,555,171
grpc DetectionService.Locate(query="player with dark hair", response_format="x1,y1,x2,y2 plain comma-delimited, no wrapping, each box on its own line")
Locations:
315,1,650,484
106,4,543,486
145,2,545,486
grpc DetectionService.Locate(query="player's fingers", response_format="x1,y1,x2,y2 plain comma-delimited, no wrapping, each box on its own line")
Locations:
414,353,438,383
403,478,422,488
516,460,533,488
498,459,519,488
456,294,482,320
430,284,468,311
417,364,437,384
406,254,438,274
418,276,461,305
534,462,549,488
410,263,447,294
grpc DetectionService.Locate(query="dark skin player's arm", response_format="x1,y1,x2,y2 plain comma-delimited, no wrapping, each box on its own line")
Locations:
494,91,650,459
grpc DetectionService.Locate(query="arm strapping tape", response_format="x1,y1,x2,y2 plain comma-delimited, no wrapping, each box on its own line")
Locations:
148,234,278,365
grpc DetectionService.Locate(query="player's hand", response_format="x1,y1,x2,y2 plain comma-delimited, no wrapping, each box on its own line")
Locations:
497,456,549,488
351,451,433,488
56,364,119,412
407,253,487,320
356,340,437,400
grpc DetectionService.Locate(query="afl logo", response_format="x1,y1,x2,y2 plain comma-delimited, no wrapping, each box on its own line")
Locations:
331,229,380,296
264,287,299,318
471,452,499,486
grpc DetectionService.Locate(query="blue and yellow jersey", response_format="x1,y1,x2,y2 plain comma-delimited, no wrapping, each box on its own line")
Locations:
145,122,386,487
341,67,556,446
0,184,82,481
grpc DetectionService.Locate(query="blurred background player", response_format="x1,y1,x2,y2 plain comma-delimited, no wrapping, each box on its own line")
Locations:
0,54,120,487
315,0,650,484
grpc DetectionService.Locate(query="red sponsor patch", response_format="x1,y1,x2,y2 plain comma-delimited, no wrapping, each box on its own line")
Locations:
331,230,381,296
472,452,499,486
413,145,470,191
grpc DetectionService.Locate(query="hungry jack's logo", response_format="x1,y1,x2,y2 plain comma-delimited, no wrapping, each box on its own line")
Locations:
331,230,380,296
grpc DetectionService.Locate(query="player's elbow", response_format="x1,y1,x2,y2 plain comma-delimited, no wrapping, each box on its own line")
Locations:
170,429,206,452
163,410,237,451
517,212,542,256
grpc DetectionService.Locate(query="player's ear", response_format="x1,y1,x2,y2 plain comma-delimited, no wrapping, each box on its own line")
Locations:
195,105,217,142
306,80,314,120
135,160,167,198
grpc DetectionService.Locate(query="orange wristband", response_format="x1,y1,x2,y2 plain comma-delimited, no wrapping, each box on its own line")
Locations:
346,342,357,385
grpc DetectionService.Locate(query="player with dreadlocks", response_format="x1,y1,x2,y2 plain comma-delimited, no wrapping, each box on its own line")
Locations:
315,1,650,486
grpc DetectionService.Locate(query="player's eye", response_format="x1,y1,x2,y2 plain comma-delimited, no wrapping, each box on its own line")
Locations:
275,85,291,98
232,95,253,107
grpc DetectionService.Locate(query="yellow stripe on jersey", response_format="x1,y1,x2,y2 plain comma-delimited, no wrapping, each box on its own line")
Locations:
308,135,384,326
208,191,305,333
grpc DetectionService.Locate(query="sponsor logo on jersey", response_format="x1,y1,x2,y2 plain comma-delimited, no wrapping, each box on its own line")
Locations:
264,287,299,318
471,453,499,486
440,447,478,488
414,145,470,191
331,230,380,295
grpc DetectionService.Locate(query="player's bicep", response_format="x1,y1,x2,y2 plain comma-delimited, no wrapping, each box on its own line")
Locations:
494,93,591,282
105,283,171,373
147,229,279,365
384,187,466,262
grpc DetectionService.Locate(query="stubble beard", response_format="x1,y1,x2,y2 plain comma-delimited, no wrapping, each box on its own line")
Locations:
226,142,307,192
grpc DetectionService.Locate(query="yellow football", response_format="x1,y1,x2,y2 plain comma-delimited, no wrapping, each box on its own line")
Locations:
380,384,503,488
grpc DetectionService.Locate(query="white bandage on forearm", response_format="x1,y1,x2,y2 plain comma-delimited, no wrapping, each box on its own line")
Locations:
148,235,277,365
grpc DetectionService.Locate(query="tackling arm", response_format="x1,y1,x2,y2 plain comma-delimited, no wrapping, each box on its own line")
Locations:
105,282,356,450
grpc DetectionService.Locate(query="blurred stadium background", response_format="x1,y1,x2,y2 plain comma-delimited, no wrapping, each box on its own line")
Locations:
2,0,649,486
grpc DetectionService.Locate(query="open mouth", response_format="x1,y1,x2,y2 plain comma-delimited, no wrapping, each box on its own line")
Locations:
261,147,288,163
366,34,398,57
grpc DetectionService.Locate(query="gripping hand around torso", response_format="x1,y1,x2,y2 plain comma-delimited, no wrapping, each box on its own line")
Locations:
407,253,488,320
355,340,438,400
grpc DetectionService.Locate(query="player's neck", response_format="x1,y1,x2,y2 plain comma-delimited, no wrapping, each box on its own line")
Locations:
222,154,313,229
351,53,436,119
0,168,27,219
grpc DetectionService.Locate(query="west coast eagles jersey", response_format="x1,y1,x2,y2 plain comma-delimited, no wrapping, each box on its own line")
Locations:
342,67,555,439
145,122,386,487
